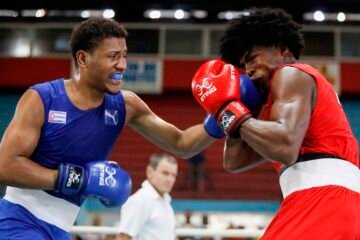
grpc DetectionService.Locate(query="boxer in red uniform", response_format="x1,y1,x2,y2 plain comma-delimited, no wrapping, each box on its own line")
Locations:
191,8,360,239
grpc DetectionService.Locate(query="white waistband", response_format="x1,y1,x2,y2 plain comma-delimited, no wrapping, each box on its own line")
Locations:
4,187,80,231
279,158,360,198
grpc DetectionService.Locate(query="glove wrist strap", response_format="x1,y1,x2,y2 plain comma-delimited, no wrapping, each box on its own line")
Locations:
56,163,85,195
216,101,252,138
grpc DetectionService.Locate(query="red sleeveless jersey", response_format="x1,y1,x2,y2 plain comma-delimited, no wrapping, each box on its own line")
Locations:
262,63,359,171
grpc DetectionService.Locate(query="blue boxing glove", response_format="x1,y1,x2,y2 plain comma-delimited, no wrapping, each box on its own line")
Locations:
55,161,132,207
239,74,263,113
204,114,225,139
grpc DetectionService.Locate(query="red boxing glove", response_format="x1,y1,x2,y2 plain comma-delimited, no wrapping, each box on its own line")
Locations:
192,60,252,137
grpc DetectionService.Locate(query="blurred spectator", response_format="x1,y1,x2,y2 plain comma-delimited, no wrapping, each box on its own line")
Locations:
73,235,84,240
223,223,246,240
117,153,178,240
178,211,196,240
179,211,215,240
197,214,213,240
83,213,103,240
186,151,206,192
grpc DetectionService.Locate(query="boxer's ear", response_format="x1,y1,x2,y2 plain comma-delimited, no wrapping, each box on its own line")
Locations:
76,50,89,67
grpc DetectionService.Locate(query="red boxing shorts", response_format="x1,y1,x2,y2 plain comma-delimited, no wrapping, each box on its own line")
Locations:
261,158,360,240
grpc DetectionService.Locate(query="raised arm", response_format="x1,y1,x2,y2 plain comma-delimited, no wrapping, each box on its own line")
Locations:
123,91,216,159
225,66,315,170
0,89,58,189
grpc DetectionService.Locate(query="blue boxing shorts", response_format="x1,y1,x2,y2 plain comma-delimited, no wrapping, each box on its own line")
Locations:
0,199,72,240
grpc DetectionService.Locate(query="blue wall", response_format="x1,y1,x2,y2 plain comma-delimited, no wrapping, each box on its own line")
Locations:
0,95,19,137
342,99,360,141
84,198,280,213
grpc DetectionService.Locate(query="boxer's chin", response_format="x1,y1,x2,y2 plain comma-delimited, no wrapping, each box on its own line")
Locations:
106,81,122,95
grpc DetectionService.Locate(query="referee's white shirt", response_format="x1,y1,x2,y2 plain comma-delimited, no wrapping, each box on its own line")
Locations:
118,180,176,240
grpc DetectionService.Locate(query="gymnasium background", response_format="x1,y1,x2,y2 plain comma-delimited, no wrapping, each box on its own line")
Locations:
0,2,360,238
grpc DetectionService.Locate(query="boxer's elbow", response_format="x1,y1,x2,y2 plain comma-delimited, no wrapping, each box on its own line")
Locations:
0,157,8,183
0,153,21,185
268,143,298,166
223,162,246,173
175,150,199,159
223,156,250,173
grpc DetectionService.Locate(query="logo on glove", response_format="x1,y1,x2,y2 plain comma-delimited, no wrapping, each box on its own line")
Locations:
195,78,217,102
219,110,236,132
66,166,82,188
99,166,117,188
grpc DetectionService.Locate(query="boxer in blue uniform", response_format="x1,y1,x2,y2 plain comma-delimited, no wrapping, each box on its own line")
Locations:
0,18,262,240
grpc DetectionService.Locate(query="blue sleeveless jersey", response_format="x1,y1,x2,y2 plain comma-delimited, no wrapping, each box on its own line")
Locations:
1,78,126,234
32,78,126,205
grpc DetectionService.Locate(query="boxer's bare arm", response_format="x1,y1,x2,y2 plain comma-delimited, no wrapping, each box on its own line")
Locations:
122,90,215,158
0,89,57,189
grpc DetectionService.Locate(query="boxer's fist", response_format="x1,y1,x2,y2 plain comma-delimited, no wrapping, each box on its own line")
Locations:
56,161,132,207
192,60,240,116
240,74,263,113
192,60,252,137
203,114,225,139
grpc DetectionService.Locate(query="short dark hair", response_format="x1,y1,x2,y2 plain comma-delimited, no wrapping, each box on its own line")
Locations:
148,153,177,169
219,8,305,67
70,17,128,67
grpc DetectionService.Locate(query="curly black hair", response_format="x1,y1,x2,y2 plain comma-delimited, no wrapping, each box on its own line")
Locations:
219,8,305,67
70,17,128,67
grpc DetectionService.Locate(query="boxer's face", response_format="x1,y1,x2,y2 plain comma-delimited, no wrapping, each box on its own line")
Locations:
240,46,289,95
147,160,178,196
85,37,127,95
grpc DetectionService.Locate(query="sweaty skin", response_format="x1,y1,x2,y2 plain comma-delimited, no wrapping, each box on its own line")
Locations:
0,36,215,190
223,46,317,172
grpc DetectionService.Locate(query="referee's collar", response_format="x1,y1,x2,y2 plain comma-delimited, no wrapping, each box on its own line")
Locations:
142,180,172,202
